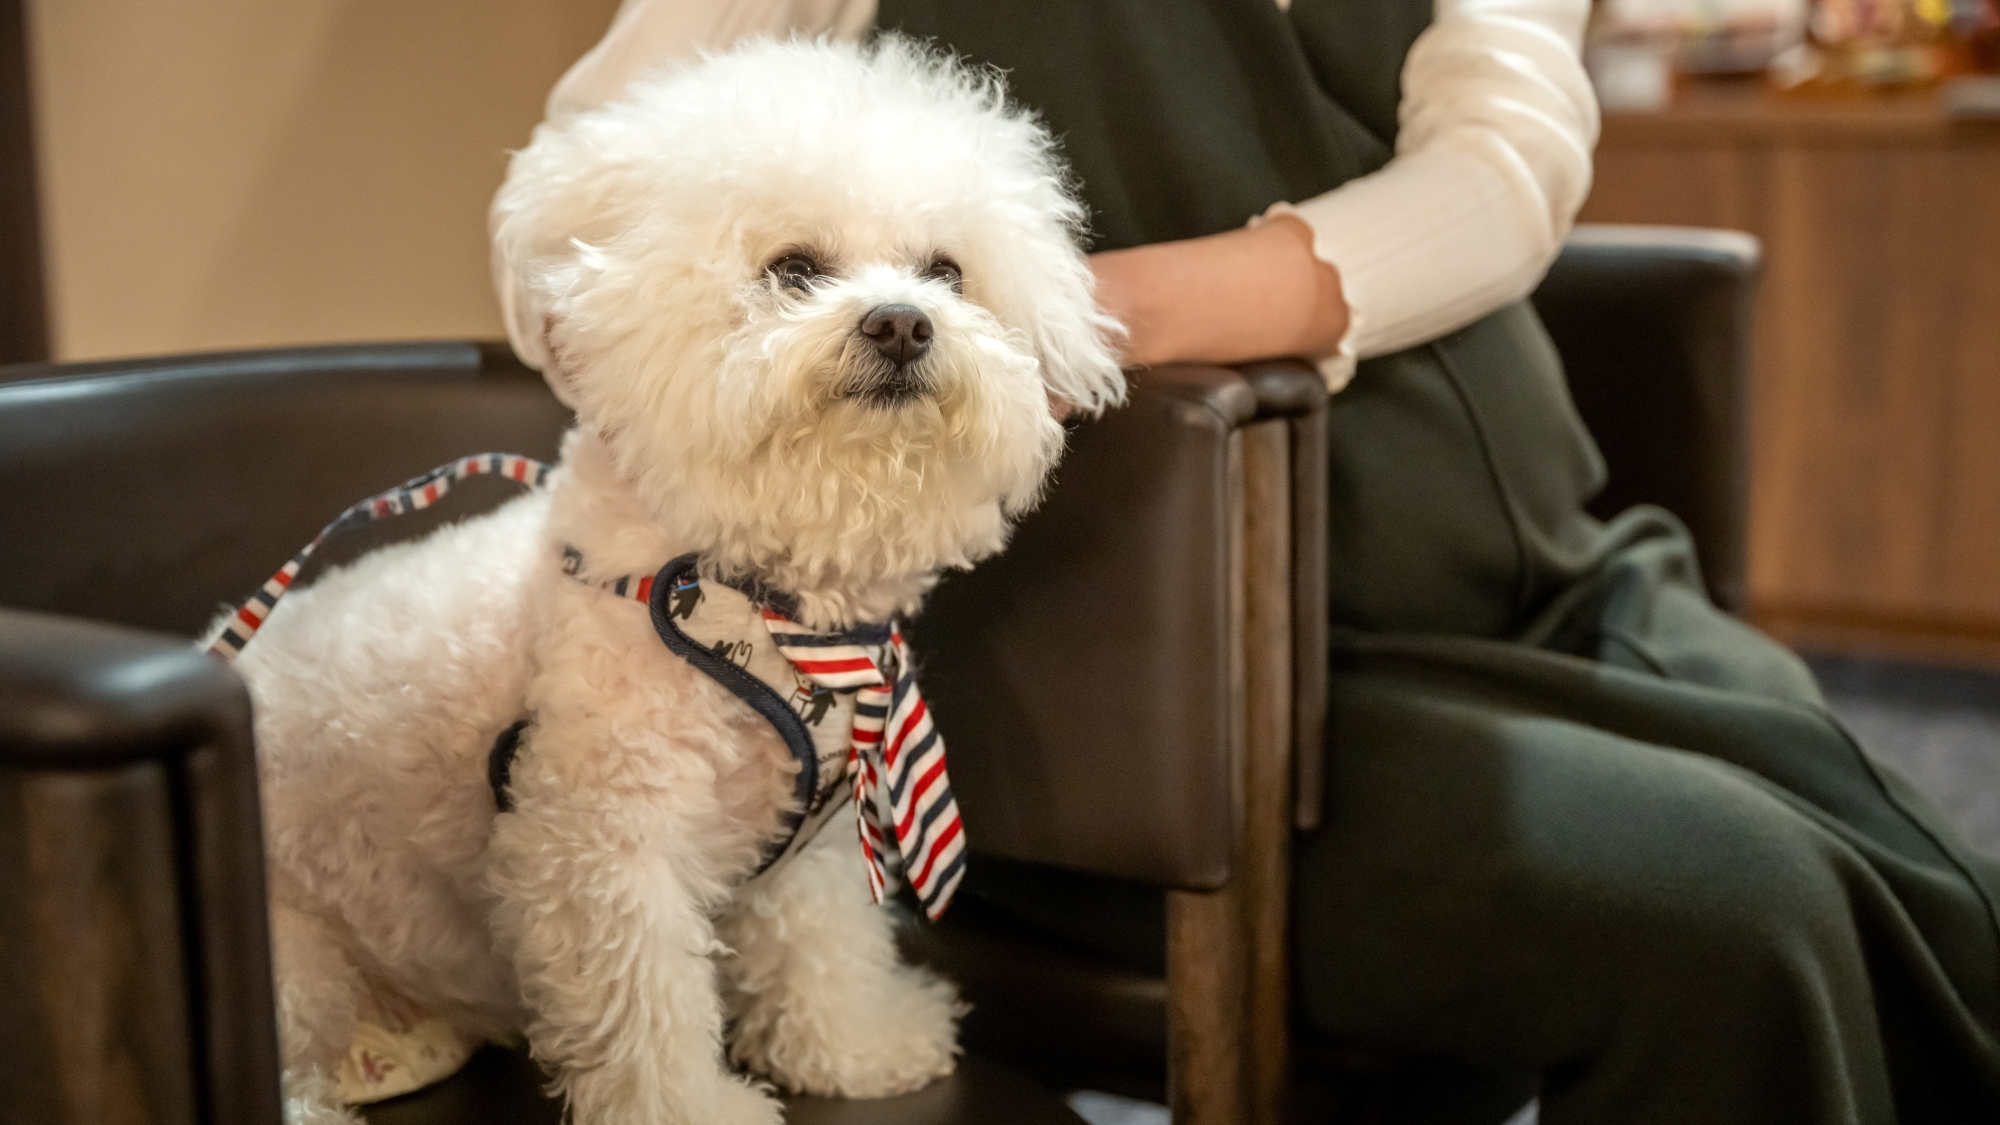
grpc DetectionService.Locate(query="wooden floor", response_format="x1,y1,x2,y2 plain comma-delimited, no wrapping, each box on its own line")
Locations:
1581,79,2000,666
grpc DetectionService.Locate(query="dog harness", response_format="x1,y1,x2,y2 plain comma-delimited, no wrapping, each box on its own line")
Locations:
206,453,966,918
547,549,967,917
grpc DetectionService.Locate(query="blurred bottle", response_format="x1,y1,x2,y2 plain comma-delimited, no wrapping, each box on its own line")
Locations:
1963,0,2000,72
1770,0,2000,89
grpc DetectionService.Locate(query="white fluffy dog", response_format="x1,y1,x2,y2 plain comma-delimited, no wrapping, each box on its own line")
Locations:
232,36,1123,1125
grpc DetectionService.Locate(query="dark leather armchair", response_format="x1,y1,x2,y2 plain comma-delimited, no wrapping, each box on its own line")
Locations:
0,336,1324,1125
0,224,1758,1125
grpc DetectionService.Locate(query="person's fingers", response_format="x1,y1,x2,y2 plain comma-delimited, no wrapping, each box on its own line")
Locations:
1049,390,1075,422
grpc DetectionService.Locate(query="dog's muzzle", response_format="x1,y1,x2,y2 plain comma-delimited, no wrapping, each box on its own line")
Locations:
849,304,935,406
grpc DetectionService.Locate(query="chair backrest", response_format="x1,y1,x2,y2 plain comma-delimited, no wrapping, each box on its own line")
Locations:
1533,225,1760,613
0,342,1315,895
0,342,573,636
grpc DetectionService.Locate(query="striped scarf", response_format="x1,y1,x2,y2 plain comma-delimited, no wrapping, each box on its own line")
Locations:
206,453,965,918
767,612,966,917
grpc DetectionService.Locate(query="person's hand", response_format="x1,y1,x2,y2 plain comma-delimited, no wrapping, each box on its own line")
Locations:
1088,212,1348,369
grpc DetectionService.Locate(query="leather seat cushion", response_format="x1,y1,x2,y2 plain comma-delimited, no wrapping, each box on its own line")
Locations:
356,1046,1084,1125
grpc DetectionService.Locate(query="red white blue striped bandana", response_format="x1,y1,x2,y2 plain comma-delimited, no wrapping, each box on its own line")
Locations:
766,613,966,919
206,454,552,660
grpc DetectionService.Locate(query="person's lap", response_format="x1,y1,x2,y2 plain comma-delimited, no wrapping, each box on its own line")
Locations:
965,307,2000,1118
1296,622,2000,1123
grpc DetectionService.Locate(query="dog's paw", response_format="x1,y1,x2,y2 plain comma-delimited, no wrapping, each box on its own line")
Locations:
566,1065,782,1125
700,1074,788,1125
733,963,963,1099
281,1067,364,1125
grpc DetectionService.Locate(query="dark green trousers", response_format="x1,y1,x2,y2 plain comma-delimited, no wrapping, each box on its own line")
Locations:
1299,603,2000,1122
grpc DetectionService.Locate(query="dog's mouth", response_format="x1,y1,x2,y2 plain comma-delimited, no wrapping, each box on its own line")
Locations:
846,361,934,408
837,334,936,408
835,304,937,409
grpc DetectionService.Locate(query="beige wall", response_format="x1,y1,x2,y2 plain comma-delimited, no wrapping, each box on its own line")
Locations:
25,0,620,361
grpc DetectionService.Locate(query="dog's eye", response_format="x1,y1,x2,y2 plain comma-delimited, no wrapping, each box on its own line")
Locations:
924,257,963,293
768,254,822,293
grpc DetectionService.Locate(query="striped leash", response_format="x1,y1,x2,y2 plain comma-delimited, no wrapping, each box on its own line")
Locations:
205,452,964,917
205,454,553,659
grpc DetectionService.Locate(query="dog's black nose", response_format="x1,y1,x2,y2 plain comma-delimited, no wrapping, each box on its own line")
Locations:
860,304,933,365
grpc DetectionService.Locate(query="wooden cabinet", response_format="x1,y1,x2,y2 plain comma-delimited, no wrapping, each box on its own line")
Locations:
1581,80,2000,666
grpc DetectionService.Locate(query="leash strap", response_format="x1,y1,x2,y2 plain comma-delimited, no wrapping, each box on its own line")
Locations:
206,454,552,659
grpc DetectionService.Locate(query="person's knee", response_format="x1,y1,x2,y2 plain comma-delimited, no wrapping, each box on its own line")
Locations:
1581,761,1862,1003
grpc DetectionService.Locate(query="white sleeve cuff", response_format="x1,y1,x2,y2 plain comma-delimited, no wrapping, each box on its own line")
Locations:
1268,141,1562,368
1316,332,1361,394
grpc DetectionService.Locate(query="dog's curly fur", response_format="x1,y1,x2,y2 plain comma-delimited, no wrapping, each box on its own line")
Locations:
233,35,1125,1125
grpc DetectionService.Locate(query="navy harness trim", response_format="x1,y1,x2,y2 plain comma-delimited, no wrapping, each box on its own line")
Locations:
647,553,823,845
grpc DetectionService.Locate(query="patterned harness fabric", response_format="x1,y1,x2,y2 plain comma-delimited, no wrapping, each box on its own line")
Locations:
207,453,966,918
564,550,968,920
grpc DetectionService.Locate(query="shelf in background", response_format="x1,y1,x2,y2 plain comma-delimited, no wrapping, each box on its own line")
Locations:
1583,78,2000,667
1601,76,2000,144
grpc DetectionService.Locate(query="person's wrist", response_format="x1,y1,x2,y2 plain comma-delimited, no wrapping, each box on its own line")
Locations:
1259,212,1349,358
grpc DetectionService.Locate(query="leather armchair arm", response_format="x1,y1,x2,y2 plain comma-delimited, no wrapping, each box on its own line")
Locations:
1,608,248,767
912,360,1326,890
0,609,280,1125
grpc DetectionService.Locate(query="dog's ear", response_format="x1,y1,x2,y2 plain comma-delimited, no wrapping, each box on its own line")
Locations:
539,314,587,411
491,112,656,415
1014,246,1129,420
962,121,1128,415
1048,249,1128,416
1032,256,1128,418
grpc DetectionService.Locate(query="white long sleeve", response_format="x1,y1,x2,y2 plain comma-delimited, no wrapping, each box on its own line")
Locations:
1275,0,1599,390
499,0,1599,390
545,0,875,121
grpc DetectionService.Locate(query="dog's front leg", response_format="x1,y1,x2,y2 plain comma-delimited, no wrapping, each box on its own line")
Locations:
718,810,963,1097
487,797,780,1125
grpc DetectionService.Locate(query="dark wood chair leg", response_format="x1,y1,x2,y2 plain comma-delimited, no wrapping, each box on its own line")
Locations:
1167,419,1294,1125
